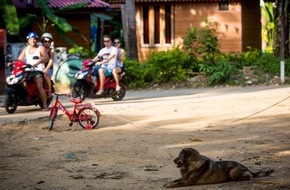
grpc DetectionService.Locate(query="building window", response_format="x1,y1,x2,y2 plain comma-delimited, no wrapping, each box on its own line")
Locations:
165,5,171,44
143,5,149,44
141,4,173,46
154,6,160,44
219,1,229,11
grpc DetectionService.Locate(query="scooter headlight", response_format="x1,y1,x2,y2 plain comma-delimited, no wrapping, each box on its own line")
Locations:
75,70,89,79
6,73,25,85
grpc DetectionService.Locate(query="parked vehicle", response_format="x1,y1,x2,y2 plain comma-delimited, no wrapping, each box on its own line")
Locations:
48,92,100,131
5,60,54,114
71,59,126,101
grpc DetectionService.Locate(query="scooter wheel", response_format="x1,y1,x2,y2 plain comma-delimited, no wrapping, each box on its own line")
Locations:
112,84,126,101
71,82,87,101
4,93,18,114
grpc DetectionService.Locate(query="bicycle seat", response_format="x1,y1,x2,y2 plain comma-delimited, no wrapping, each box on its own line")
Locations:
70,98,82,104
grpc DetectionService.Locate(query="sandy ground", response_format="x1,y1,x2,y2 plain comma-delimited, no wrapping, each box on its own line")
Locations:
1,86,290,190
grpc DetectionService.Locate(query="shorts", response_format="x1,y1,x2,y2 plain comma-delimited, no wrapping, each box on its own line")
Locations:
48,69,53,77
93,66,112,77
28,70,43,78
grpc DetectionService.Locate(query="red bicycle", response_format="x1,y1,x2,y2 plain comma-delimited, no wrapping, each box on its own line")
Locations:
48,93,101,131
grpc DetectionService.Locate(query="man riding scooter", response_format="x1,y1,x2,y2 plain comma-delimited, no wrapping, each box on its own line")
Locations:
71,34,126,101
17,32,50,111
91,35,118,96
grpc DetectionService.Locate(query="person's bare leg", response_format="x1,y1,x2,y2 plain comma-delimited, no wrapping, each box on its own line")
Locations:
34,77,47,110
96,69,105,95
113,67,121,91
44,73,51,92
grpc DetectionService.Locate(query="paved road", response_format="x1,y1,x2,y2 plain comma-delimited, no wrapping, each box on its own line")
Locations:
0,85,289,126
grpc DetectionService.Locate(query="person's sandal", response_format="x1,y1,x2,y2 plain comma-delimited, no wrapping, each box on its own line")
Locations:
42,107,50,111
116,85,121,91
95,90,104,96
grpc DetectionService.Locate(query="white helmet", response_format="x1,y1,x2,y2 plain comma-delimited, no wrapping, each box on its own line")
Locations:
41,32,53,41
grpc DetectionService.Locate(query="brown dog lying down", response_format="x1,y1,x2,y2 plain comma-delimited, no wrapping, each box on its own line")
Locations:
164,148,273,188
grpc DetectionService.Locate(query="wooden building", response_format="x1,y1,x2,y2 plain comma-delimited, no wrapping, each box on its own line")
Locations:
112,0,263,61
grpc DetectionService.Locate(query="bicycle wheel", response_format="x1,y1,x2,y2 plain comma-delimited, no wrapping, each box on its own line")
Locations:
48,106,58,131
78,108,100,130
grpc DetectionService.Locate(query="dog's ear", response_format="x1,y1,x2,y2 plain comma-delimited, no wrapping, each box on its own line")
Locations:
182,148,194,155
181,148,200,159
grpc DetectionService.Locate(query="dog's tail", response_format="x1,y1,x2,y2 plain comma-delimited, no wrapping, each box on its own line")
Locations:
252,168,274,178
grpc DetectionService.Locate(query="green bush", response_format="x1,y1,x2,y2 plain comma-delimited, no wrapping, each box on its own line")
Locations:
183,27,220,63
145,48,190,84
183,26,232,84
253,53,280,75
68,45,94,58
124,48,194,88
198,58,232,85
122,59,149,89
240,47,262,67
123,27,290,89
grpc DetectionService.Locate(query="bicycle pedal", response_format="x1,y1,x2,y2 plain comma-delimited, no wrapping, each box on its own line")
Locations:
69,122,73,127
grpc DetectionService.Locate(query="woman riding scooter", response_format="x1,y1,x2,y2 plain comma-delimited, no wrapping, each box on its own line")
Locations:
41,32,54,95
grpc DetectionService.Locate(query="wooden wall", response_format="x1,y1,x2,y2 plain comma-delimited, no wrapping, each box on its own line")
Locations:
174,2,242,53
33,14,91,51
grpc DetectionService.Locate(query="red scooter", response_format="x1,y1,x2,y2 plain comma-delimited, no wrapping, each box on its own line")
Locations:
71,59,126,101
5,60,54,114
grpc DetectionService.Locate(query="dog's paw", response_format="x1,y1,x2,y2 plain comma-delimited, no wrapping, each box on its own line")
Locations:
163,183,173,188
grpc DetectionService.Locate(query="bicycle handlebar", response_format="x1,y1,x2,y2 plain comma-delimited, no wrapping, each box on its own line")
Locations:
52,92,83,104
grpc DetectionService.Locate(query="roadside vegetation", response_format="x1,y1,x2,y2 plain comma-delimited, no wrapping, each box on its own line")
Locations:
122,26,290,90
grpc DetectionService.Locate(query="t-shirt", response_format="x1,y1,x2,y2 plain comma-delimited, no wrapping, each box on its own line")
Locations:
97,46,118,70
25,46,45,71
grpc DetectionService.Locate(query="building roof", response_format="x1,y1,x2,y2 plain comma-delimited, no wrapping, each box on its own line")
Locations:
13,0,109,8
109,0,234,3
109,0,274,3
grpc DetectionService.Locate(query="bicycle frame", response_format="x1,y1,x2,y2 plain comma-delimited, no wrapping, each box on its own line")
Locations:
49,93,101,131
50,94,96,122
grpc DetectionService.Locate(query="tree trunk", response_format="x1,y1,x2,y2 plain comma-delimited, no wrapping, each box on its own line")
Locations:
273,0,289,58
287,0,290,58
122,0,138,60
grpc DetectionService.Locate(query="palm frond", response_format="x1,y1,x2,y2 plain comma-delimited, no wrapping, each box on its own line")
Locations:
35,0,72,32
19,14,39,28
0,0,19,34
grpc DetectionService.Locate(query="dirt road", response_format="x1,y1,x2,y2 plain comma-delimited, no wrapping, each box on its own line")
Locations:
1,86,290,190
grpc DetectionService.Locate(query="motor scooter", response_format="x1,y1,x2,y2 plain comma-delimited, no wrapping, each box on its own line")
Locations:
71,59,126,101
5,60,54,114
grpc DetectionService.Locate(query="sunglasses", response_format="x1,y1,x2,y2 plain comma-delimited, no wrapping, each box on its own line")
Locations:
114,42,120,44
43,40,51,43
103,40,110,43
